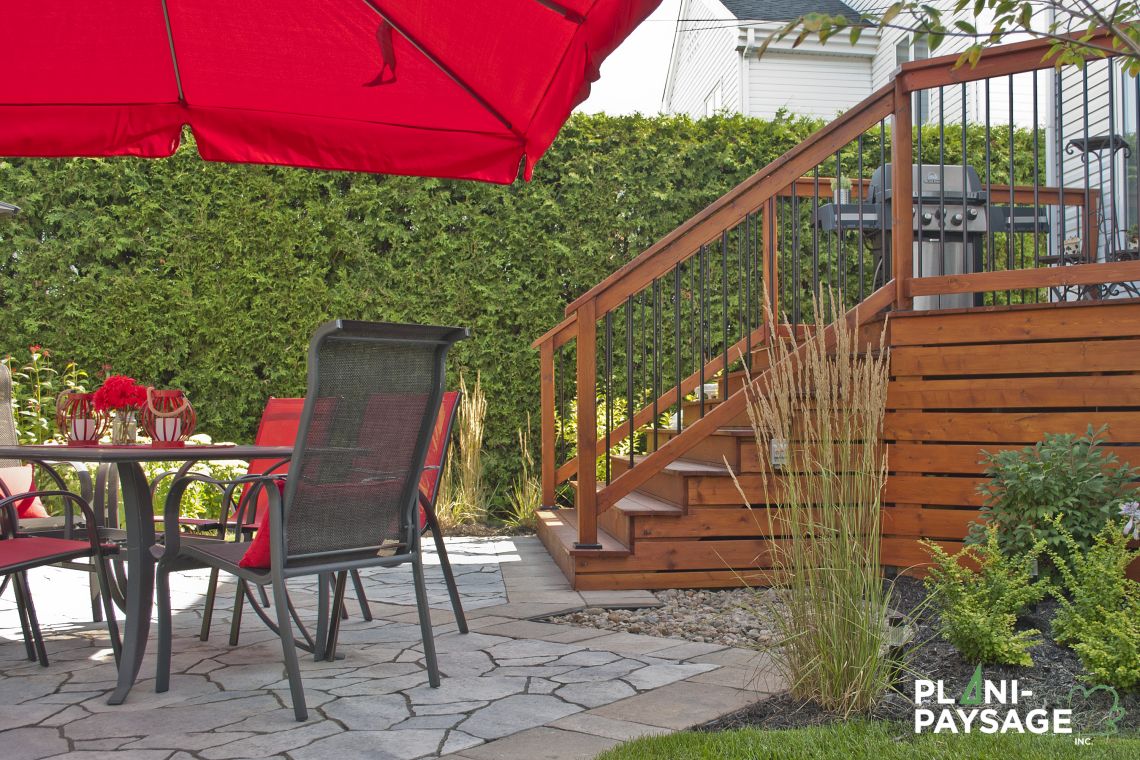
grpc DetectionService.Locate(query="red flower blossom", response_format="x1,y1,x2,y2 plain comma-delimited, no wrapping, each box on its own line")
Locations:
93,375,148,412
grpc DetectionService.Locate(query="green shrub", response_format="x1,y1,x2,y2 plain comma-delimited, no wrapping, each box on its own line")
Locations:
971,426,1137,574
1049,517,1140,689
923,526,1050,666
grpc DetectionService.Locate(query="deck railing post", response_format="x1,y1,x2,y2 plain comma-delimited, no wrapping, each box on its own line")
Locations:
764,197,779,324
574,299,601,549
892,80,915,309
539,338,556,509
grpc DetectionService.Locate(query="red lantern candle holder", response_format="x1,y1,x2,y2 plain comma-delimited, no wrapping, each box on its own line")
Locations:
56,391,107,446
141,388,197,446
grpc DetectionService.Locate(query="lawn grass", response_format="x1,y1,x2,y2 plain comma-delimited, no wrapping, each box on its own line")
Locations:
596,721,1140,759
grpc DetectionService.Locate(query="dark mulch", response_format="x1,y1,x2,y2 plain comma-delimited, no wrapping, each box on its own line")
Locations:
700,576,1140,734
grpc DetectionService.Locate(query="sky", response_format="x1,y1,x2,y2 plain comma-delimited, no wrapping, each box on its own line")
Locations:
576,0,683,116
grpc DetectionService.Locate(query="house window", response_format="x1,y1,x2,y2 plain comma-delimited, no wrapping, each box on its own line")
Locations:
896,38,930,123
704,84,722,117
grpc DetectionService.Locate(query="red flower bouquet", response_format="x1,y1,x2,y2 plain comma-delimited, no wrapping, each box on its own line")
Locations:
93,375,148,412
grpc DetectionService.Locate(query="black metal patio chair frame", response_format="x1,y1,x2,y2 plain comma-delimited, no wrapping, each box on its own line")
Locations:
154,319,468,721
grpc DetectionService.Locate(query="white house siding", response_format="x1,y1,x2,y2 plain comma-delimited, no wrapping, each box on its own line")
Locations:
663,0,742,117
747,52,872,119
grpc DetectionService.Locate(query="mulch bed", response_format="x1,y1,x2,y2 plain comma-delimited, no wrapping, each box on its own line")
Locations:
700,576,1140,735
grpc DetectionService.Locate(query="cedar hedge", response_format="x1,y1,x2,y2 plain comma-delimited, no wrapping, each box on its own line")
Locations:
0,113,1037,512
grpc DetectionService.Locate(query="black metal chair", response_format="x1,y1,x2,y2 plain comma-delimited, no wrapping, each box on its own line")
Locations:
155,320,468,721
1,489,121,666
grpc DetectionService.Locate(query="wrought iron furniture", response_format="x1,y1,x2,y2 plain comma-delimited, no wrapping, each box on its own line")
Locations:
154,320,468,721
1,488,121,666
0,442,291,704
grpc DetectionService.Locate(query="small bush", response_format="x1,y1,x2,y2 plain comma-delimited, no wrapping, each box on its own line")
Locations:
972,426,1137,575
923,526,1050,666
1049,517,1140,689
437,373,488,528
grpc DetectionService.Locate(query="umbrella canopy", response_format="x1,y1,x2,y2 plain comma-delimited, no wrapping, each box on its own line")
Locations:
0,1,658,184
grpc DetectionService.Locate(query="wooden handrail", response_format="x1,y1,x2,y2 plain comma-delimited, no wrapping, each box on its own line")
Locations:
595,281,898,514
895,31,1116,94
563,84,896,319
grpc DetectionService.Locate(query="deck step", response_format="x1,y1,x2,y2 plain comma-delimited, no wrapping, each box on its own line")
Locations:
537,508,630,557
613,490,684,517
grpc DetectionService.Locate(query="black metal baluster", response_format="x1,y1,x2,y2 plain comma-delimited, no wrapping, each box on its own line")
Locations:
639,291,648,429
745,212,753,369
625,295,634,470
916,92,924,287
857,133,865,301
604,312,613,485
835,149,844,301
938,85,946,289
721,229,729,385
674,262,683,432
1033,69,1041,303
1057,68,1067,279
985,78,993,291
1109,61,1120,257
792,189,801,324
1009,74,1016,302
879,119,888,286
962,82,970,301
1083,66,1092,263
652,278,660,451
812,167,820,305
699,244,707,419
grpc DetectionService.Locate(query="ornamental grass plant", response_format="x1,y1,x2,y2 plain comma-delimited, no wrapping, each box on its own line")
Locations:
739,292,896,716
437,373,488,529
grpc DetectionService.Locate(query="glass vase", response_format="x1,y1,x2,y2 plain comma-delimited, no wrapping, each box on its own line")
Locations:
110,410,138,445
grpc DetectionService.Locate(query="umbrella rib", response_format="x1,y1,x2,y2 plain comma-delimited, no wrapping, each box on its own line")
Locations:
532,0,586,23
358,0,523,141
160,0,186,103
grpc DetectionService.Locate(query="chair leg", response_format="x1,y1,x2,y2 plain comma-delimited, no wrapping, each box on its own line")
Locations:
330,574,348,621
411,554,440,688
326,572,348,663
314,572,330,661
9,573,38,663
270,580,308,722
15,572,48,667
89,567,104,624
155,563,173,693
257,584,271,608
350,570,372,622
0,572,11,599
229,580,247,646
200,567,220,641
426,509,467,633
93,555,122,665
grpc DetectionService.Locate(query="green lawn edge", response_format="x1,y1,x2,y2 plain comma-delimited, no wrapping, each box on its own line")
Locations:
597,721,1140,760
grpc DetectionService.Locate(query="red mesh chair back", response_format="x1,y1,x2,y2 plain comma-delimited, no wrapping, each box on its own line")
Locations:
418,392,460,520
281,321,464,561
243,397,305,523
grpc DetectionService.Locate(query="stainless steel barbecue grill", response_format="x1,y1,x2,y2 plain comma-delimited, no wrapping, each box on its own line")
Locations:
816,163,1048,309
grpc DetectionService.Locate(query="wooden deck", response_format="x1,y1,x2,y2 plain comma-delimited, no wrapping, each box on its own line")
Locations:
538,298,1140,589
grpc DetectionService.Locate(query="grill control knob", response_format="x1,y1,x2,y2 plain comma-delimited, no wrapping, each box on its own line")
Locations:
921,212,933,225
950,213,964,226
967,207,979,220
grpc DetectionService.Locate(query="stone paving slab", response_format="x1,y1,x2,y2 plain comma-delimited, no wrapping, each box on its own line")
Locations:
0,535,782,759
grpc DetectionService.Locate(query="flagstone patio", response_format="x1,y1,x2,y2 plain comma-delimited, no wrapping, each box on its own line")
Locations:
1,536,783,760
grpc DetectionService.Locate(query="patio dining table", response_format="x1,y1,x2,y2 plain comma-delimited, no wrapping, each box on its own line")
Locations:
0,443,292,705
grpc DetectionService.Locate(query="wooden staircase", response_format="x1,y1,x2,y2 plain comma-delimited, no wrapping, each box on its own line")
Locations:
537,314,892,590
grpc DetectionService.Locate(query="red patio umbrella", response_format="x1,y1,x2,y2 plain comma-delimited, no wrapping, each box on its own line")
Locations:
0,1,659,184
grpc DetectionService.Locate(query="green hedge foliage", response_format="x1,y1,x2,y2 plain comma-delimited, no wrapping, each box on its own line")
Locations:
0,113,1040,510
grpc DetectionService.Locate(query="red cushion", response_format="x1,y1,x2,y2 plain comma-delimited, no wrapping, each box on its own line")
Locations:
237,480,283,569
0,465,49,519
0,535,93,571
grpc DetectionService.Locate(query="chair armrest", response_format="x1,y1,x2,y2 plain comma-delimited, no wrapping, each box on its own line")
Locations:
37,460,95,503
161,473,285,556
0,489,103,549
